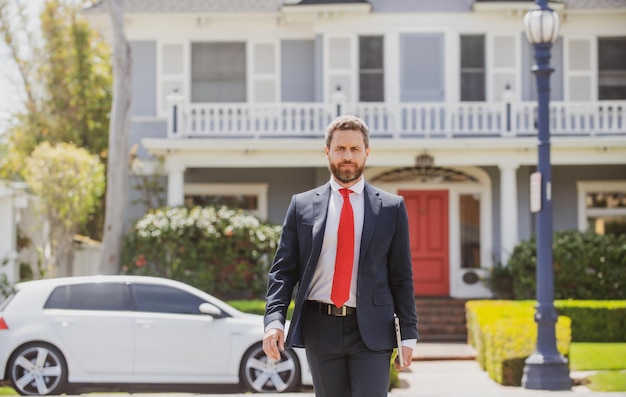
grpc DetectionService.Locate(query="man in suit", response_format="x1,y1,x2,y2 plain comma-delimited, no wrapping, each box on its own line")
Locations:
263,115,418,397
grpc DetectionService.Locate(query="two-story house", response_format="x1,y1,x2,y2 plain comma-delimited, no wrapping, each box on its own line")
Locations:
84,0,626,300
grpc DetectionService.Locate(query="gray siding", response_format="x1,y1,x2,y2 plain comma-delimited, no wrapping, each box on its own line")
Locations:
552,164,626,231
130,120,167,159
517,166,533,241
281,40,316,102
517,164,626,242
130,41,157,116
369,0,473,12
126,175,167,230
522,36,564,101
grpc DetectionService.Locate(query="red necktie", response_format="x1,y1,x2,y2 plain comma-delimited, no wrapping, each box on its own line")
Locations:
331,188,354,308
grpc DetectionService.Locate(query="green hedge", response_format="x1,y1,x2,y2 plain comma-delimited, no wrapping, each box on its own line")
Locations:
507,230,626,300
467,300,571,386
555,301,626,342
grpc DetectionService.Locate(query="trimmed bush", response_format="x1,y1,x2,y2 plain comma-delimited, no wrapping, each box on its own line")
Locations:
507,230,626,300
122,206,281,299
467,300,571,386
555,300,626,342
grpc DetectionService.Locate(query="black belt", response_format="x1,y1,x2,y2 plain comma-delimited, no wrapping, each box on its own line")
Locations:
306,301,356,317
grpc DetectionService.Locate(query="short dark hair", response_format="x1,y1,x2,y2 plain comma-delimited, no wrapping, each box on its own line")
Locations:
325,115,370,149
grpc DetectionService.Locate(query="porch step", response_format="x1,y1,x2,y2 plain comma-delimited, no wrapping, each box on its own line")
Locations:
415,298,468,342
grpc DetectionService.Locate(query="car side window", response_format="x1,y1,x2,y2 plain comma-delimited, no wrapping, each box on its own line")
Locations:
131,283,208,315
44,283,131,311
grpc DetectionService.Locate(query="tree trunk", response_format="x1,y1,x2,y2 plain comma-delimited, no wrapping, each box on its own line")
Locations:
56,230,75,277
99,0,131,274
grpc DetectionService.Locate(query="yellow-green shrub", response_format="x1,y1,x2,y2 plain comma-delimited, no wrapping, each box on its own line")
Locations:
466,300,571,386
484,316,571,386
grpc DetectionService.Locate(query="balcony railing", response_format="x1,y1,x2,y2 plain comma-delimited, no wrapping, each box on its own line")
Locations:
166,98,626,139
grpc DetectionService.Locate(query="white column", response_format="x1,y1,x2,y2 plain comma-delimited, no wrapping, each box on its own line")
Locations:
167,165,186,207
499,162,519,265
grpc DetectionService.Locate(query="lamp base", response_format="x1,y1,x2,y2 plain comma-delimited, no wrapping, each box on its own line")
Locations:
522,355,571,390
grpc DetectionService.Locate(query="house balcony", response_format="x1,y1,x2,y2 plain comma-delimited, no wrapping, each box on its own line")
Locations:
166,97,626,140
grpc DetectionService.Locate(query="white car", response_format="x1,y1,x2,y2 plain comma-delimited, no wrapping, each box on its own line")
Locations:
0,275,311,396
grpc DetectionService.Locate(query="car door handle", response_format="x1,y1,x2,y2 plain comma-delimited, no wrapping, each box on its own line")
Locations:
54,318,75,327
135,319,155,328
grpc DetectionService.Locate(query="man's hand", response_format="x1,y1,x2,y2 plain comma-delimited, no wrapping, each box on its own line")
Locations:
263,328,285,361
393,346,413,371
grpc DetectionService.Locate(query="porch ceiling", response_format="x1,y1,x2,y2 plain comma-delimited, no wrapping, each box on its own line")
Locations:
142,136,626,168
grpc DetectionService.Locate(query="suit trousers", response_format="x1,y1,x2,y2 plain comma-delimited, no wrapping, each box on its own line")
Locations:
302,304,393,397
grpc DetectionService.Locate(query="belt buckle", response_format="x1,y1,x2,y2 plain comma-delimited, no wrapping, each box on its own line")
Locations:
327,305,347,316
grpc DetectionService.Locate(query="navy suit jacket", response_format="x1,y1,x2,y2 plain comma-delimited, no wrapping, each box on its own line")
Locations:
264,182,419,351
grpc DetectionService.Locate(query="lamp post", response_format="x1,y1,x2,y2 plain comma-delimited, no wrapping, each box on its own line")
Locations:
522,0,571,390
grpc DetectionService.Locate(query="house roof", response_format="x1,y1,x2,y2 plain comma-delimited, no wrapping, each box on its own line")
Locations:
294,0,369,3
84,0,287,14
83,0,626,14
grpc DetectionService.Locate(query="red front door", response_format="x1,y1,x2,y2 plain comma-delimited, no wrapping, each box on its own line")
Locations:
400,190,449,296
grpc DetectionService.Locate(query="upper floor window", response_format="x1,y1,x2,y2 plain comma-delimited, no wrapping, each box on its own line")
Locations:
191,42,246,103
460,35,486,102
598,37,626,100
359,36,384,102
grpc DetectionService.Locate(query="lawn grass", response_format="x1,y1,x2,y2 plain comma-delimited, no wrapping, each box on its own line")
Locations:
570,343,626,371
586,371,626,392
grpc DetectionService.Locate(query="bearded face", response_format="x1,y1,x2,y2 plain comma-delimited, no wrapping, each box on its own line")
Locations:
325,129,370,187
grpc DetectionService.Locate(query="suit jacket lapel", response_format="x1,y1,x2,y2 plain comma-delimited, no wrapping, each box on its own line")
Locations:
306,184,330,277
312,183,330,240
360,183,381,260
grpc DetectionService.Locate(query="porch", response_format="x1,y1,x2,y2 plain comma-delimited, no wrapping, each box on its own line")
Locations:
166,98,626,139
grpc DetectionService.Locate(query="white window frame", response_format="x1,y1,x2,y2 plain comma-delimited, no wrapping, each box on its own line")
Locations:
184,183,268,220
576,180,626,232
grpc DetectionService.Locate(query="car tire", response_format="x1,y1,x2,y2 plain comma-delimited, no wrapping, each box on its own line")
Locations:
240,342,301,393
8,343,68,396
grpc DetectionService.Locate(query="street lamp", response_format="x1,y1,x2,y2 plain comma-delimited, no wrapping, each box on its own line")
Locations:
522,0,571,390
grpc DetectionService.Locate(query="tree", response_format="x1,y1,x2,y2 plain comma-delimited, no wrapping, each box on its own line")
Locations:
0,0,112,239
98,0,131,274
23,142,105,277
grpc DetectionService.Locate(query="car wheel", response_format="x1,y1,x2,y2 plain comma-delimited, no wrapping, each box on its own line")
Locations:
9,344,68,396
240,342,300,393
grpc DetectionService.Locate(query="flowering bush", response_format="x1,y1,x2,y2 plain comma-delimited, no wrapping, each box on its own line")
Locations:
122,206,282,299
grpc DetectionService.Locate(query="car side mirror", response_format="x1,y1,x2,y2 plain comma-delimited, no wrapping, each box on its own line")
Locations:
199,303,222,318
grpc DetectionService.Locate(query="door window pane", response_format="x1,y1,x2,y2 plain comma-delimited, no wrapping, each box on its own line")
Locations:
131,284,208,314
598,37,626,100
191,42,246,103
460,35,486,101
359,36,384,102
460,194,481,268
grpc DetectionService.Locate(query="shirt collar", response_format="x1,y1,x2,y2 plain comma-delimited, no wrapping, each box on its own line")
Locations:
329,176,365,195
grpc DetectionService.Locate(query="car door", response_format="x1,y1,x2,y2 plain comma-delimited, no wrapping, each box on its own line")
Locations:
44,282,134,374
130,283,231,378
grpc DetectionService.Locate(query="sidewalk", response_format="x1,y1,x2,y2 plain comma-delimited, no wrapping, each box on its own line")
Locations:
389,342,626,397
66,343,626,397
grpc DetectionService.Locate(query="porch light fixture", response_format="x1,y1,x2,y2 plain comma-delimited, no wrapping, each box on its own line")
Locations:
521,0,570,391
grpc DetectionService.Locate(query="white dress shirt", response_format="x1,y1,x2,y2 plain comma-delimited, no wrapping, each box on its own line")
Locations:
306,177,364,307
